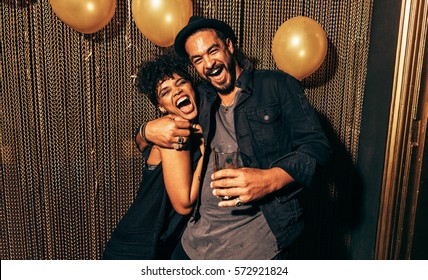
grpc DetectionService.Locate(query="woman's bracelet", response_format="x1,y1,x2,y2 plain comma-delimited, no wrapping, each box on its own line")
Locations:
139,122,153,146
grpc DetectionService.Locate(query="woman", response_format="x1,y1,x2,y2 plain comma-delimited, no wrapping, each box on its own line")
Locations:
102,54,203,259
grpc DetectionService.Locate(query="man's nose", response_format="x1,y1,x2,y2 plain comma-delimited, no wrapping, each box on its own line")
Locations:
203,56,215,68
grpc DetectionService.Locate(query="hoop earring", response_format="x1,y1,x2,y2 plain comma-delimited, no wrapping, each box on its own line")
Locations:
158,107,167,115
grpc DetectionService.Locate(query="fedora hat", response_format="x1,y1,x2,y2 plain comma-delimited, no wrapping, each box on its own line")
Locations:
174,16,237,57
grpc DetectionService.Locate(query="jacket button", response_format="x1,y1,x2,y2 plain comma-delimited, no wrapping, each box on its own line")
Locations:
264,115,269,121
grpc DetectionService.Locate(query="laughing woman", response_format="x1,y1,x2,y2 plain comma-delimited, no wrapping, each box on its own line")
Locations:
102,54,204,260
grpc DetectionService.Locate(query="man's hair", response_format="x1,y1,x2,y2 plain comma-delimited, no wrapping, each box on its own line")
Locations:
135,53,193,107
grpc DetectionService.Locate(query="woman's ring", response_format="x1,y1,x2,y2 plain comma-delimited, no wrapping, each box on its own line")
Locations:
235,197,245,207
178,136,184,144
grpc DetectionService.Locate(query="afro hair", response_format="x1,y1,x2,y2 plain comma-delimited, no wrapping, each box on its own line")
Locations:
135,52,193,107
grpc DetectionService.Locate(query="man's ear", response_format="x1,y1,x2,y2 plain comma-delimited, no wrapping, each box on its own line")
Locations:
226,38,235,54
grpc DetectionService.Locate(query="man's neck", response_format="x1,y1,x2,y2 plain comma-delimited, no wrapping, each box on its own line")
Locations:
218,64,243,105
219,88,238,106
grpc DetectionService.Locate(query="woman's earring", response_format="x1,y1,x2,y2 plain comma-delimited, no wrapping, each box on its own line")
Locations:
158,107,166,115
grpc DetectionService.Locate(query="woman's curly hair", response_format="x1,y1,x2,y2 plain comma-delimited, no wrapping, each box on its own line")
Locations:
135,52,193,107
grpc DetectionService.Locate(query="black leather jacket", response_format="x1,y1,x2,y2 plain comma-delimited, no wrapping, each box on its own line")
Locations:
196,62,331,250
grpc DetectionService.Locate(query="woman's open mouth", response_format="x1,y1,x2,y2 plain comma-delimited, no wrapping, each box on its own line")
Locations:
176,96,194,114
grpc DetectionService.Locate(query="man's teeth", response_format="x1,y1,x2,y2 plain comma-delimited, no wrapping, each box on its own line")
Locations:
208,67,222,76
211,68,221,76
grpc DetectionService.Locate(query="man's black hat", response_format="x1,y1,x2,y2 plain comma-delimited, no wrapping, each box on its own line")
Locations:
174,16,237,58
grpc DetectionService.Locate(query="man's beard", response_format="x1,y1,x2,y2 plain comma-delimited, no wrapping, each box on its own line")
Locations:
207,58,237,94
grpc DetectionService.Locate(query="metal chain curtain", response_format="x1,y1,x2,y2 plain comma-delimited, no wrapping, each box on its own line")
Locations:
0,0,373,259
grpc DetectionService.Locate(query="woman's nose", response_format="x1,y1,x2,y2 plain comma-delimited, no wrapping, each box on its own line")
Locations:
173,88,182,96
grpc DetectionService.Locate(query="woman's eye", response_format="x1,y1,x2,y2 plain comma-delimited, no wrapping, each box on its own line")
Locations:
178,80,188,86
160,90,170,97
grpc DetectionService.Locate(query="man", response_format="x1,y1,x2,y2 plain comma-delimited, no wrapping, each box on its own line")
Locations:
136,16,331,259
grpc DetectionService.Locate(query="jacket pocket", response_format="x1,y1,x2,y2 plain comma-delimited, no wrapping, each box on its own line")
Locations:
246,103,281,148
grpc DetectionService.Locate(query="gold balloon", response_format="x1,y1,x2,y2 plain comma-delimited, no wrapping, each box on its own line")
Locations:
50,0,116,34
132,0,193,47
272,16,328,80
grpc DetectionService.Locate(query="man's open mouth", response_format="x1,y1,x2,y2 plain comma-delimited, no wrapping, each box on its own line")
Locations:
206,65,224,77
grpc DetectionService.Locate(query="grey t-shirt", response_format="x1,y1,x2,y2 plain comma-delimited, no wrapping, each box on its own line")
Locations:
181,92,278,259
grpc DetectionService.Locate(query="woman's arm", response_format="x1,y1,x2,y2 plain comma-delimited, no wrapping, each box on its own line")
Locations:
159,125,204,215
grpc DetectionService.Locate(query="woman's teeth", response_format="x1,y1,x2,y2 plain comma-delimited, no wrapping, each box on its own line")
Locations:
176,96,189,108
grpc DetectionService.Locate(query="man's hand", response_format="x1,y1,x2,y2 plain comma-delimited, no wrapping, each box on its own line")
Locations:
135,116,192,151
210,167,294,207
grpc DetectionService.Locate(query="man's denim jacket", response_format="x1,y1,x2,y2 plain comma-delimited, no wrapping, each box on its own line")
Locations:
196,62,331,250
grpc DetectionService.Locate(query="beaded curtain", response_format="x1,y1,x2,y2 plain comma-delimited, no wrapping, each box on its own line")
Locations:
0,0,373,259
